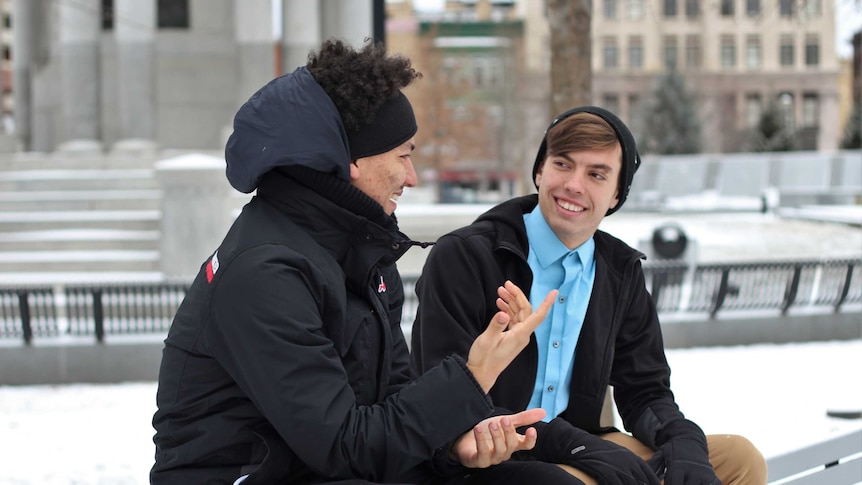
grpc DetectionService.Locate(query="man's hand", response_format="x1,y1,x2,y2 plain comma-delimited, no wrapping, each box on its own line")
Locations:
536,418,661,485
648,438,721,485
467,281,557,393
647,419,720,485
453,408,546,469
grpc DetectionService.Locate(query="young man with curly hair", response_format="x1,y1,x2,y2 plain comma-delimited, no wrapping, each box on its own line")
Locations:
150,39,556,485
411,107,769,485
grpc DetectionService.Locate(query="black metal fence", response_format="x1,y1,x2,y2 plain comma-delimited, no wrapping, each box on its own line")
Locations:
1,258,860,345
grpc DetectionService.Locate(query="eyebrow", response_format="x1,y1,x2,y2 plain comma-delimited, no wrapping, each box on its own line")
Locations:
557,153,615,173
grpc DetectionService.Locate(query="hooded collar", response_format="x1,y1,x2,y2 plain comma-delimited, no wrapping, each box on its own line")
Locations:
256,168,413,291
225,67,351,193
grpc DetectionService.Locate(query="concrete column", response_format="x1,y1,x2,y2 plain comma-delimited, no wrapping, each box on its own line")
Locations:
235,0,276,103
114,0,155,142
818,90,840,151
57,0,102,145
320,0,373,48
155,154,233,280
11,0,37,149
282,0,321,73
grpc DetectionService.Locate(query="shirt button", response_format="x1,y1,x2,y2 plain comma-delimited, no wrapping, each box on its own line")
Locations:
547,385,555,392
553,341,560,348
558,296,566,303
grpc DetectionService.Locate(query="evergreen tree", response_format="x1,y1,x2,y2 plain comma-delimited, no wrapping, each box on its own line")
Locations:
748,97,797,152
841,102,861,149
638,68,702,155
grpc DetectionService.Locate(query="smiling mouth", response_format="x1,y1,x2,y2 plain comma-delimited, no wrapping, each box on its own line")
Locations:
556,198,585,212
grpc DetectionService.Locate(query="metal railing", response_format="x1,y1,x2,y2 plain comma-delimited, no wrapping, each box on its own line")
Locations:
1,258,860,345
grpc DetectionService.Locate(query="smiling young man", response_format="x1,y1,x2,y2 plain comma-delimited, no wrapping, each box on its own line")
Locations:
412,107,768,485
150,39,557,485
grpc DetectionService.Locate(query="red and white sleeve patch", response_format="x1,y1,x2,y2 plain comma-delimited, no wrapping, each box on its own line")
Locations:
206,250,220,283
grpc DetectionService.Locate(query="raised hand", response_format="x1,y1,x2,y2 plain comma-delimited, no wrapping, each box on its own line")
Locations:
467,280,557,393
453,408,546,469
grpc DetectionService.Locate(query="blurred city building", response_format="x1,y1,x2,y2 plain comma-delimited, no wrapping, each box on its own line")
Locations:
385,0,857,203
587,0,843,153
8,0,378,153
387,0,531,202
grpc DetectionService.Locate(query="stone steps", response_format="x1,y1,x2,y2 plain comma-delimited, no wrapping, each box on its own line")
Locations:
0,190,162,212
0,149,232,279
0,229,159,251
0,169,159,192
0,249,160,273
0,210,160,233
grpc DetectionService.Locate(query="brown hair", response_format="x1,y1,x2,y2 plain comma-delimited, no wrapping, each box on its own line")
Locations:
544,112,620,160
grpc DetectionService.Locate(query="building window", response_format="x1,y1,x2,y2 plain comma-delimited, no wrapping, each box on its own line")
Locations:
805,35,819,66
158,0,190,28
778,93,795,129
628,0,645,18
745,94,762,128
720,35,736,68
746,35,761,69
721,0,734,16
472,57,504,88
685,35,701,68
779,35,794,67
803,0,821,16
664,0,678,17
664,35,678,69
685,0,700,17
603,94,620,114
802,93,819,126
604,0,618,18
628,94,642,135
102,0,113,30
746,0,761,16
779,0,794,17
603,37,619,69
628,36,644,69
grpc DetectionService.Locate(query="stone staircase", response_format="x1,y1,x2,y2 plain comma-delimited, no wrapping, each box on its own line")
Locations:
0,148,244,283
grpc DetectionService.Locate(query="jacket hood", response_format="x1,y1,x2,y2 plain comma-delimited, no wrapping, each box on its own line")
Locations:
225,67,350,193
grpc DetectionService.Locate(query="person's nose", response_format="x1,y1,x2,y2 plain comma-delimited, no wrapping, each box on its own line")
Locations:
404,159,418,187
563,169,586,194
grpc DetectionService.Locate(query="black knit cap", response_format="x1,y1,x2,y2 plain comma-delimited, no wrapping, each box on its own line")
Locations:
532,106,641,216
347,91,417,160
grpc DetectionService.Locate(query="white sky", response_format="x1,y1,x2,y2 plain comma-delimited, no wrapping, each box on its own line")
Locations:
0,339,860,484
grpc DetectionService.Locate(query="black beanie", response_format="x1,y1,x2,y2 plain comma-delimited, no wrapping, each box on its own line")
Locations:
531,106,641,216
347,92,418,160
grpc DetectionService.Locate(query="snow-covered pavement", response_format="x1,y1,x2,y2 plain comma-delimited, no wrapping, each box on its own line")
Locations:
0,339,860,484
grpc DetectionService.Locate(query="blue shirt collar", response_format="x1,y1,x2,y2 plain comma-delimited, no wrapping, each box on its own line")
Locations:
524,205,595,268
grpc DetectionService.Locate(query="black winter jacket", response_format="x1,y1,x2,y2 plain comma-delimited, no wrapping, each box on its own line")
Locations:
151,66,493,484
411,195,701,453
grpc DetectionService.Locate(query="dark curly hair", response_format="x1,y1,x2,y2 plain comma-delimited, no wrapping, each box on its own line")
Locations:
307,38,421,133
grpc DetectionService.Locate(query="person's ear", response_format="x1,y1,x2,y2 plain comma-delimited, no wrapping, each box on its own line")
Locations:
534,162,544,187
611,192,620,209
349,159,360,181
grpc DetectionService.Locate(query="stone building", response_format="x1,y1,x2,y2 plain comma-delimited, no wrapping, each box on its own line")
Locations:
582,0,842,152
10,0,378,154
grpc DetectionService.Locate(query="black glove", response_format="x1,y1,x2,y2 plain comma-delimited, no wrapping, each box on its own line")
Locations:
535,418,660,485
647,420,721,485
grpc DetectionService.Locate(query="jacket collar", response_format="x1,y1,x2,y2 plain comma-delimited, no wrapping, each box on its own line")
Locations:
256,168,410,292
476,194,643,264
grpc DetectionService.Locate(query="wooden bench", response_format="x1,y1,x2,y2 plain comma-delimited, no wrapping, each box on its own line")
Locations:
766,428,862,484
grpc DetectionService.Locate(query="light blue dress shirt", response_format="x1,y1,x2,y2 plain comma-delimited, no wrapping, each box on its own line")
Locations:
523,206,596,421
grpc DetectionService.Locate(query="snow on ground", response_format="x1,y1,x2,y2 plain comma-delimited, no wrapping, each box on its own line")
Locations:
0,339,860,485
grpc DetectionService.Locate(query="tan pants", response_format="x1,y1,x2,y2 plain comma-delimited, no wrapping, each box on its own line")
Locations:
559,433,768,485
